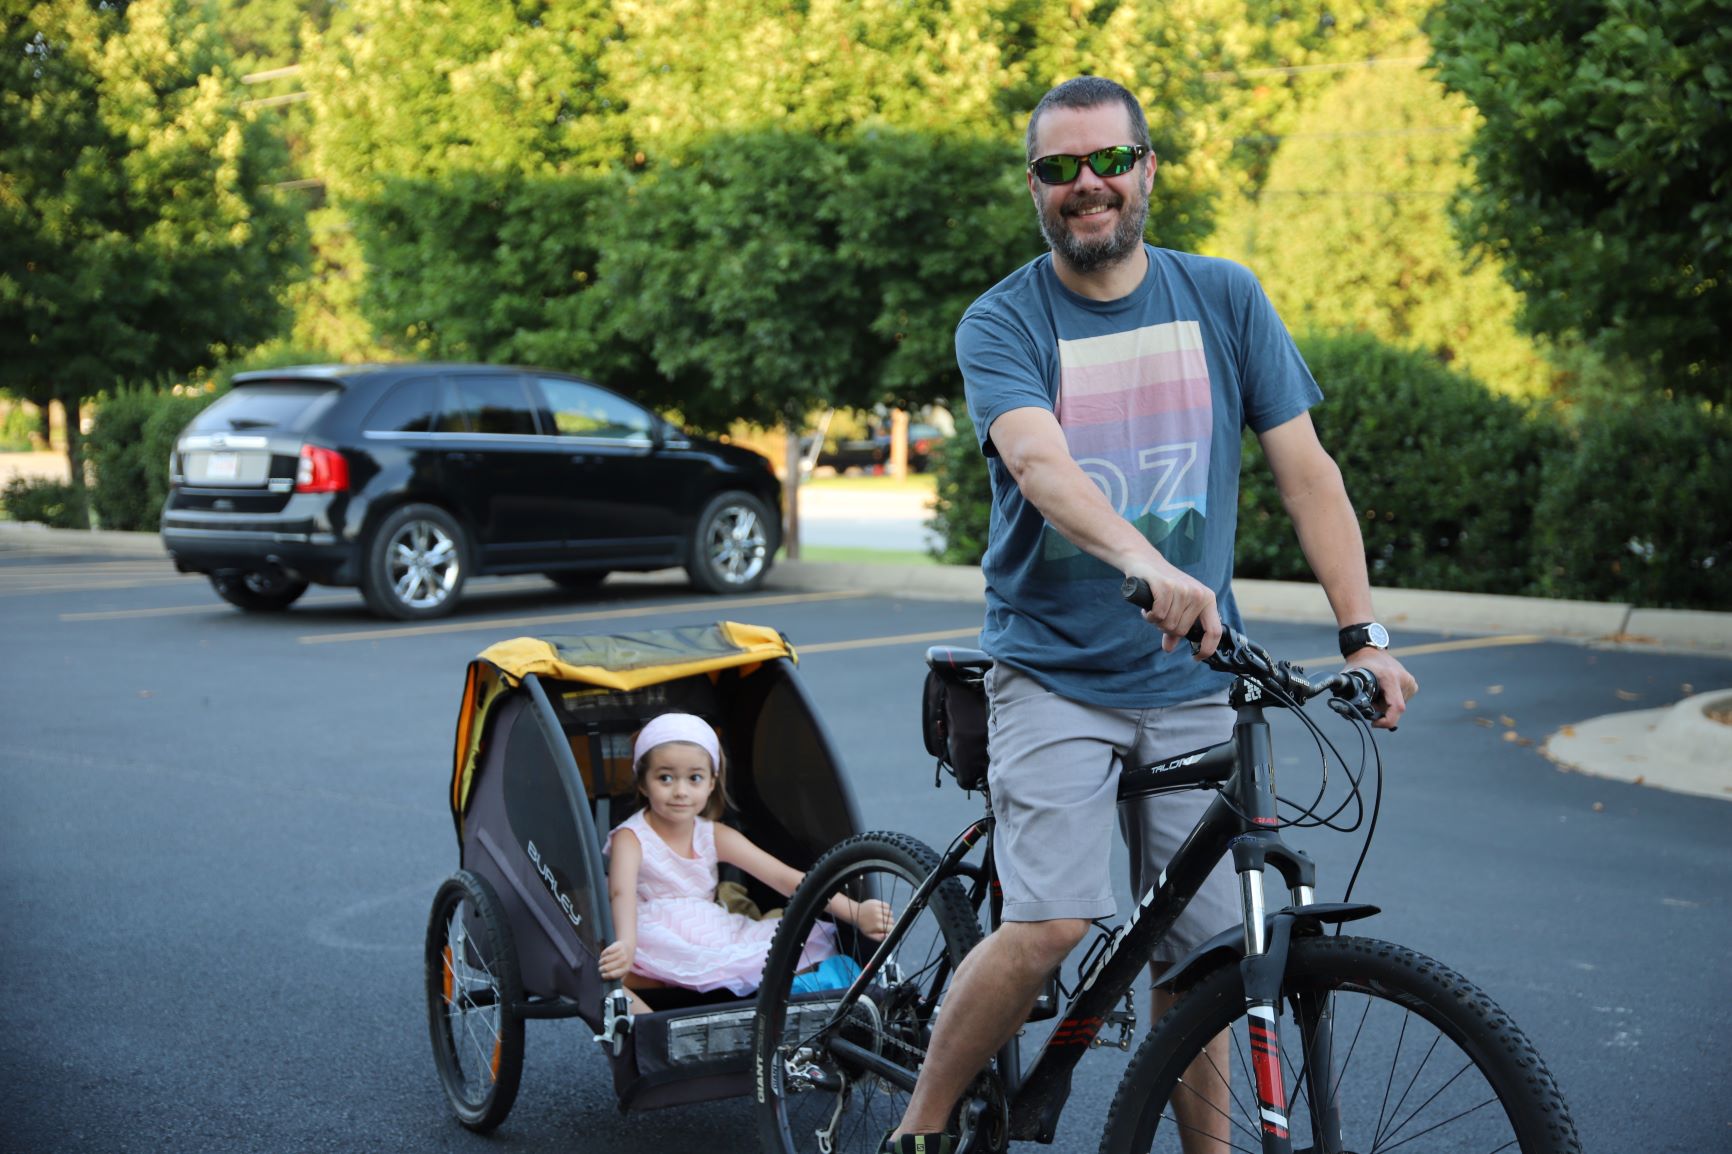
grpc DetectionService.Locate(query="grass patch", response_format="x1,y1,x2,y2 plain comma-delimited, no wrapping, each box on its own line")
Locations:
781,545,938,566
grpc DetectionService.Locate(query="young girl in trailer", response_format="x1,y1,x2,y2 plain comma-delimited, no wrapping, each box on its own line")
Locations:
598,712,893,1011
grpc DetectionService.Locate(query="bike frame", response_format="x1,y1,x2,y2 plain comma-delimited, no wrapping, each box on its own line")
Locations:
818,679,1346,1154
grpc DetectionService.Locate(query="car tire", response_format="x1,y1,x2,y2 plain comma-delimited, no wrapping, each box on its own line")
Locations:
361,503,469,620
544,570,608,592
686,490,775,594
209,571,309,613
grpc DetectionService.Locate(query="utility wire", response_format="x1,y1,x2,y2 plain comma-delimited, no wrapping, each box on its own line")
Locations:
241,64,302,84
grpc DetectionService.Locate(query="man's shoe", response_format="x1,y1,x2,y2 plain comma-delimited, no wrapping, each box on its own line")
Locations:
878,1133,956,1154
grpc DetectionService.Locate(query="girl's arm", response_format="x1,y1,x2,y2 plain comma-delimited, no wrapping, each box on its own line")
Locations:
714,825,894,938
598,829,642,981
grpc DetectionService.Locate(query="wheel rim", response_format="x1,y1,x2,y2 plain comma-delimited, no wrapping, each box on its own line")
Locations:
705,502,768,586
385,518,460,610
437,894,506,1112
764,858,977,1154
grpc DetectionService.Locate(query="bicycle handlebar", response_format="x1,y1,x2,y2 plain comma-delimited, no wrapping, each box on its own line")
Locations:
1119,576,1382,721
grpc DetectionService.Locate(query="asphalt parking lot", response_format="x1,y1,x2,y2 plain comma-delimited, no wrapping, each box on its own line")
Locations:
1,546,1728,1153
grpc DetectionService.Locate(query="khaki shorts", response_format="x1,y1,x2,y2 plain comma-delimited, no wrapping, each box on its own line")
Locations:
985,664,1238,963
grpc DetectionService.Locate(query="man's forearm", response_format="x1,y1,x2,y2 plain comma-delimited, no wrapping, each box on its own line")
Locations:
1280,464,1376,627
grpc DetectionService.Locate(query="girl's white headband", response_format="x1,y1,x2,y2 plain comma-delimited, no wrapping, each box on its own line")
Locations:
633,713,720,770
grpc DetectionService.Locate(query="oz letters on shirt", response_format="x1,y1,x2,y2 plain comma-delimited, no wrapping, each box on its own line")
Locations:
1043,321,1212,580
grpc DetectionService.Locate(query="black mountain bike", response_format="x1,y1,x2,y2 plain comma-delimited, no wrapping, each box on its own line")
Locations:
752,579,1582,1154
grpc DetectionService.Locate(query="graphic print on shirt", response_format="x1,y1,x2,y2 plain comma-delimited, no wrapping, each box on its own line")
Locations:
1039,321,1213,582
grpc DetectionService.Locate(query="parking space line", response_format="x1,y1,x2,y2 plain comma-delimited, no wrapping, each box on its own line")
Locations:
57,575,559,621
62,595,358,621
1295,633,1546,667
1,577,188,597
796,627,982,655
296,589,869,645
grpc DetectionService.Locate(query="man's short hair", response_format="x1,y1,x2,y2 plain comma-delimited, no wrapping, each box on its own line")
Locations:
1025,76,1152,160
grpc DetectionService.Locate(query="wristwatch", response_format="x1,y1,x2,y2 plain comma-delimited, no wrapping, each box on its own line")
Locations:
1338,622,1390,658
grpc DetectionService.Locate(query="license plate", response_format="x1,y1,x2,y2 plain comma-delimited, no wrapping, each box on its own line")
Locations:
206,452,238,480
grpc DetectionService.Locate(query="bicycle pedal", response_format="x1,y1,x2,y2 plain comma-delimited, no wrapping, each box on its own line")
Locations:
1089,996,1137,1051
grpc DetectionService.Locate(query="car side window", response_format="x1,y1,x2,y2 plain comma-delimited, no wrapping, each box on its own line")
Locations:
536,377,654,441
446,375,538,436
362,377,441,434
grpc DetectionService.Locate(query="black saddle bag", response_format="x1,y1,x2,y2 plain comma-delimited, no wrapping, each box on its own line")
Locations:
920,647,992,791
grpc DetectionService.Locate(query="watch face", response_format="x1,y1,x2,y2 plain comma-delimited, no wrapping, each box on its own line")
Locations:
1367,622,1390,648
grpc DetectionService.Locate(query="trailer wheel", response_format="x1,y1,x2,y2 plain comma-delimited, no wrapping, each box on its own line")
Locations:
425,870,525,1132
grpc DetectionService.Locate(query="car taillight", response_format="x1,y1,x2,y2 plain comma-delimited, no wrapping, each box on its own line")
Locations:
295,443,349,493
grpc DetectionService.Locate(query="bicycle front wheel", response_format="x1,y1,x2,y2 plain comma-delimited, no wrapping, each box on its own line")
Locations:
1101,935,1581,1154
754,832,984,1154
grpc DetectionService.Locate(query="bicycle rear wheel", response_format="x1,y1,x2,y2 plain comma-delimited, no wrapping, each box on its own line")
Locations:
1101,935,1581,1154
754,832,985,1154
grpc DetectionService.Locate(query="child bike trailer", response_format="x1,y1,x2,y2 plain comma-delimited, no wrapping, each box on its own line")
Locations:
426,621,863,1131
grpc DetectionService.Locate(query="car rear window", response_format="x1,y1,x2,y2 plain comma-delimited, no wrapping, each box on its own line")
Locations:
185,382,339,434
363,377,444,434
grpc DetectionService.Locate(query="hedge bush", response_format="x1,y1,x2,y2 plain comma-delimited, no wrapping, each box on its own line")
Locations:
1238,332,1556,594
927,404,990,565
1532,396,1731,609
2,476,82,528
89,387,162,532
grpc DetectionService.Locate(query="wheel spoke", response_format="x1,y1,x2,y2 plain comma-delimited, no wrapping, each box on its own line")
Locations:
1374,1003,1411,1145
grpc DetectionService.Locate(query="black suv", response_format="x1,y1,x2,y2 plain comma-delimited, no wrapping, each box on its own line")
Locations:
160,364,782,619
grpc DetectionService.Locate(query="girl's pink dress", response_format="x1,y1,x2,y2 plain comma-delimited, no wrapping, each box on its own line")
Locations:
607,810,837,995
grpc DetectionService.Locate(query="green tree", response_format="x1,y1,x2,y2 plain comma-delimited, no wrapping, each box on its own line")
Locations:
0,0,304,525
1211,46,1554,396
300,0,627,364
1427,0,1732,402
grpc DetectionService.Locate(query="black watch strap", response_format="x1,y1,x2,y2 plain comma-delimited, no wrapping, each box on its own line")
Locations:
1338,622,1390,658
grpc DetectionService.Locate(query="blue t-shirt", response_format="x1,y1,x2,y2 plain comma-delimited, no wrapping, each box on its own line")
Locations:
958,245,1321,707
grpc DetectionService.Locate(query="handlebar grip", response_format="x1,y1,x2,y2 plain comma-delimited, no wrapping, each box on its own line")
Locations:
1119,576,1207,645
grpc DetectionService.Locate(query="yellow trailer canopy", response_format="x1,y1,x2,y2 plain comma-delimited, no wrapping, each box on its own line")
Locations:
450,622,795,823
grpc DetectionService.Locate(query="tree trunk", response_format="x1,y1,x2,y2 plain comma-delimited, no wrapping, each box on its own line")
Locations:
61,390,92,529
782,421,802,560
888,408,910,478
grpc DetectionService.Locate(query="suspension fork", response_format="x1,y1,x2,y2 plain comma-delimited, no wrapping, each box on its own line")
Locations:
1231,699,1298,1153
1229,695,1345,1154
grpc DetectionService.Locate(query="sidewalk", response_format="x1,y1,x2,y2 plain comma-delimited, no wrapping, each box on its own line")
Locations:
5,520,1728,802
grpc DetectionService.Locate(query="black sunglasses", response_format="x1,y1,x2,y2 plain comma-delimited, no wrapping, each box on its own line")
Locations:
1027,144,1149,186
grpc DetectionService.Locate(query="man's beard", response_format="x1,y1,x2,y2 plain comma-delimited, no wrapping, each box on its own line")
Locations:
1037,181,1150,275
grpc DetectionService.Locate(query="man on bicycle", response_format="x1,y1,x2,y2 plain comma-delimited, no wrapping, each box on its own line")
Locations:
881,76,1419,1154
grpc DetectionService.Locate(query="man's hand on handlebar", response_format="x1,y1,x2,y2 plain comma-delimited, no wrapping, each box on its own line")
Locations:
1343,648,1417,731
1123,560,1222,660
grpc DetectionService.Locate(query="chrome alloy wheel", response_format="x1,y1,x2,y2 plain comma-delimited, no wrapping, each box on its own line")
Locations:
705,501,769,586
385,518,461,610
